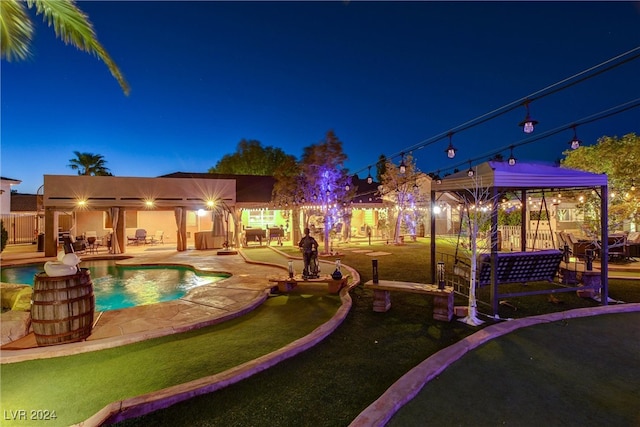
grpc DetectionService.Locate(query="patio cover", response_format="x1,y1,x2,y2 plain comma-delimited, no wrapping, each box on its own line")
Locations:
430,160,610,315
435,160,607,192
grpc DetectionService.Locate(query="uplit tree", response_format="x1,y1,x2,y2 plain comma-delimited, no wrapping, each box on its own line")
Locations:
1,0,129,95
274,130,352,254
561,133,639,232
67,151,111,176
455,174,494,326
443,168,497,326
209,139,296,175
301,130,353,254
378,153,424,244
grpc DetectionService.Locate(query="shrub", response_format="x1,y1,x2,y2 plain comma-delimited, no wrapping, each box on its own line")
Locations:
1,220,8,252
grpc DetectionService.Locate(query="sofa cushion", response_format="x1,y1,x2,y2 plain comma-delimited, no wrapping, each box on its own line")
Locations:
1,284,33,311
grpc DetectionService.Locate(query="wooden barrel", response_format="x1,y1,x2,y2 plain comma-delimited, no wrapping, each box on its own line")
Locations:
31,268,95,346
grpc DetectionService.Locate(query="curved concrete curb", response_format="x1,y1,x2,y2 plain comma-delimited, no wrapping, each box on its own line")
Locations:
350,302,640,426
82,253,361,426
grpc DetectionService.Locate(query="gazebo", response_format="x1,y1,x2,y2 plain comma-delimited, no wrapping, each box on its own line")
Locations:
429,161,610,315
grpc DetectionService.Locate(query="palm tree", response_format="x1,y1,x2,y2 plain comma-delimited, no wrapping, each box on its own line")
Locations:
0,0,130,95
68,151,111,176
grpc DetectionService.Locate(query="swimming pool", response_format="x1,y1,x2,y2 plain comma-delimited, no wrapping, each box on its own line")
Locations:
1,261,229,312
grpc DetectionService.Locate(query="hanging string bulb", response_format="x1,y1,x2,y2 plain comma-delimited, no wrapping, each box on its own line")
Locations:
569,125,581,149
399,152,406,174
508,146,517,166
366,165,373,184
435,170,442,185
467,161,474,177
445,132,457,159
518,101,538,133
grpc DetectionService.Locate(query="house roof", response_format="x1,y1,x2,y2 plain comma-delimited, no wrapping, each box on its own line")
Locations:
436,161,608,192
160,172,275,203
10,193,38,211
0,177,21,184
162,172,385,205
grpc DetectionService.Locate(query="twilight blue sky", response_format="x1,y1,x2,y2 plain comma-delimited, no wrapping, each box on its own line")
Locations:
2,1,640,194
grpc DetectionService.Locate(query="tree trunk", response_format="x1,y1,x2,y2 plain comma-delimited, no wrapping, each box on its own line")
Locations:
323,212,330,254
292,208,302,245
460,220,484,326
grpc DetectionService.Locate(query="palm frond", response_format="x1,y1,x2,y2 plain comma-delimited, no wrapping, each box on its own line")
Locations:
0,0,34,61
27,0,130,95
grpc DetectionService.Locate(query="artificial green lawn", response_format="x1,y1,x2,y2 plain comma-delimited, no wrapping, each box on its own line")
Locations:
2,241,637,426
390,312,640,426
0,293,340,426
116,241,639,426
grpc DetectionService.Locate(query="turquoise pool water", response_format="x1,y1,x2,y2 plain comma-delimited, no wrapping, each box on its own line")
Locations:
1,261,228,312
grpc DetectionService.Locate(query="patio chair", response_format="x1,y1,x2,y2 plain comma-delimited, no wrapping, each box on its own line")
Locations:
128,229,148,245
564,232,600,259
608,234,628,260
86,236,99,254
626,232,640,259
149,230,164,245
62,236,86,254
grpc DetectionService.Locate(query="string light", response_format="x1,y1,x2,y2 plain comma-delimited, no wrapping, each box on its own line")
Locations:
508,146,517,166
467,161,474,177
445,132,457,159
399,152,406,174
569,125,581,149
518,100,538,133
353,48,640,180
366,166,373,184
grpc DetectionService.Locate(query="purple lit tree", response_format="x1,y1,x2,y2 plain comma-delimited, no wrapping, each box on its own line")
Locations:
272,130,352,253
299,130,352,254
378,153,426,244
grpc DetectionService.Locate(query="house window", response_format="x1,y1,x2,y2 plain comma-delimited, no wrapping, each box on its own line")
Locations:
248,210,275,228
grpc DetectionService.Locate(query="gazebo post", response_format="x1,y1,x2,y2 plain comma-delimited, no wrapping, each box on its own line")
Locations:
600,184,609,306
490,186,499,316
430,189,437,284
520,189,527,251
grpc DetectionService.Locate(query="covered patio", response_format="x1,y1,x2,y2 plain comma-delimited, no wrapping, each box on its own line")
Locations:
41,175,236,256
